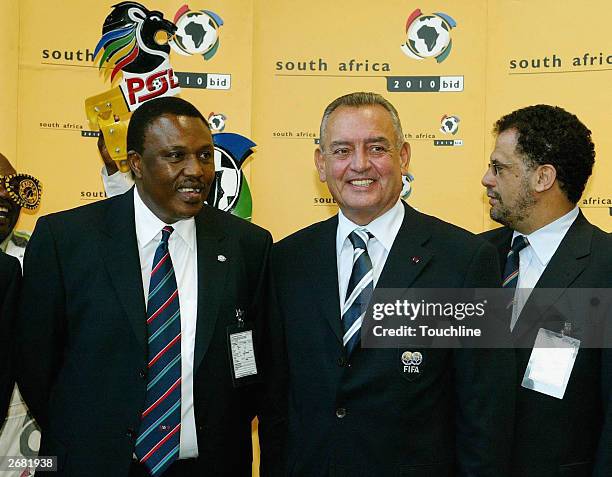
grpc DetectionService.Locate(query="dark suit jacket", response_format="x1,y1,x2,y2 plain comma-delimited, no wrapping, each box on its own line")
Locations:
16,189,284,476
481,211,612,477
272,202,516,477
0,251,20,421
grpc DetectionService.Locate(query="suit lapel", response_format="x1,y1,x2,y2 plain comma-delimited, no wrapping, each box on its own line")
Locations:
513,211,593,341
193,207,229,371
316,203,434,347
376,202,433,290
100,189,147,355
306,216,343,343
488,228,513,280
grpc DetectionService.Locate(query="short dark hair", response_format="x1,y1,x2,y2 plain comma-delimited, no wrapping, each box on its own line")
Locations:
127,96,209,154
494,104,595,204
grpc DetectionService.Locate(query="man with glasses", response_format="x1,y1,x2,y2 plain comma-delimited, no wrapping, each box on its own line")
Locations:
481,104,612,476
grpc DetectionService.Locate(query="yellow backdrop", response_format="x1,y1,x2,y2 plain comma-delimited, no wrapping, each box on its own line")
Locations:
1,0,611,474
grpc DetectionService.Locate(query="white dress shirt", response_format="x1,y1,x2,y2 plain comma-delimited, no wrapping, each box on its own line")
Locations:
510,206,579,330
336,200,405,311
133,189,199,458
101,167,134,198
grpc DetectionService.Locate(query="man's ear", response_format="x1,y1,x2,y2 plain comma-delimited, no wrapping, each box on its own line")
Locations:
128,150,143,179
314,148,327,183
533,164,557,193
399,142,411,175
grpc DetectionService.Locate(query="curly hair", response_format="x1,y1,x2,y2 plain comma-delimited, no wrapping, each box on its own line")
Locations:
494,104,595,204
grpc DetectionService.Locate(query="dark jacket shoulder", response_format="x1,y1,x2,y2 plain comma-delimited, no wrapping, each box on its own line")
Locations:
0,251,21,274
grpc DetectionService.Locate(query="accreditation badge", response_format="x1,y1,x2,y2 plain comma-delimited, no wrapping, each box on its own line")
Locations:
227,309,258,387
521,328,580,399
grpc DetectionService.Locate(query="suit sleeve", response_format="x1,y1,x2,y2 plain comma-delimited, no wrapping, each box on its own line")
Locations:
255,236,288,477
0,254,21,421
454,240,516,477
15,217,66,429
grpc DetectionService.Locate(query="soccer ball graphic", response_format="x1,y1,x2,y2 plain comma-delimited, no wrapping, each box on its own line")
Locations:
401,173,415,199
440,115,460,135
208,113,227,132
407,15,450,58
401,10,456,63
172,11,220,56
207,147,242,212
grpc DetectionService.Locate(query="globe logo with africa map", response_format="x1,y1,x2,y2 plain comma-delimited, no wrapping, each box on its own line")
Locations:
400,9,457,63
170,5,224,60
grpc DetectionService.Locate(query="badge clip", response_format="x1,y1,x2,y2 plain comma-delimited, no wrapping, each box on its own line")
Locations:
561,321,573,337
235,308,245,329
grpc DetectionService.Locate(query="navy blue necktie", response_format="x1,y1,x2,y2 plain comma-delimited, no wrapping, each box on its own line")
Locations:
502,235,529,288
135,226,182,476
342,229,374,355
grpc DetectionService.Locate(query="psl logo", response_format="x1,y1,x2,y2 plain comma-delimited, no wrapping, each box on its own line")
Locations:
93,1,181,110
170,5,224,60
401,9,457,63
208,133,256,221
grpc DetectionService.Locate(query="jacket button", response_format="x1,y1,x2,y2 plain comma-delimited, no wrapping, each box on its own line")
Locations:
336,408,347,419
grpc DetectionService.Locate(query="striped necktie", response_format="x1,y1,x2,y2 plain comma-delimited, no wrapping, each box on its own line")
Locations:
502,235,529,288
342,229,374,356
135,226,182,476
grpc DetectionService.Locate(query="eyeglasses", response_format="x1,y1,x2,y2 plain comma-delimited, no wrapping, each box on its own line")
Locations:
0,173,43,209
487,161,514,176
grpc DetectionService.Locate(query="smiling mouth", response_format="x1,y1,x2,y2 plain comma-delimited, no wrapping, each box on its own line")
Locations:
177,186,205,202
349,179,374,187
0,205,12,221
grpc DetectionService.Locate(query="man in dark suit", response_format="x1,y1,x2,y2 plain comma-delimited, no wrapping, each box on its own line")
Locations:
272,92,515,476
481,104,611,477
0,252,20,421
16,97,283,476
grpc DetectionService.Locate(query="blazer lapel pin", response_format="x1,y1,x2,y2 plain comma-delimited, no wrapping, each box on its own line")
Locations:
217,254,227,262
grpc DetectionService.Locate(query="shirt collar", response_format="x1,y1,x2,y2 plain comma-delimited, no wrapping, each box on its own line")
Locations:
512,206,579,267
133,187,195,250
337,200,404,253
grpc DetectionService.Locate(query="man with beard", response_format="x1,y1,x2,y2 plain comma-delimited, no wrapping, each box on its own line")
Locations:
481,104,612,476
0,153,29,264
17,97,284,476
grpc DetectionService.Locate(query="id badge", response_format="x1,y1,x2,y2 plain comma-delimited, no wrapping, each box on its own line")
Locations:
521,327,580,399
227,309,258,387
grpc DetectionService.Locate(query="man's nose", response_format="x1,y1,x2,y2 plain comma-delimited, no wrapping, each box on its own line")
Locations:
482,167,495,188
183,154,208,177
0,184,11,200
351,148,370,171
